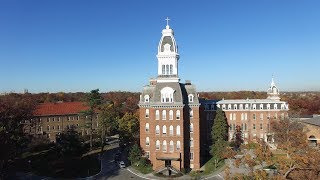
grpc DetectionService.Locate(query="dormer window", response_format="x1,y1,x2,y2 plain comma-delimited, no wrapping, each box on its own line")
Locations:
267,104,270,110
188,94,194,102
234,104,237,110
274,104,278,110
245,104,249,110
252,104,256,110
228,104,231,110
144,95,150,103
161,87,174,103
260,104,263,110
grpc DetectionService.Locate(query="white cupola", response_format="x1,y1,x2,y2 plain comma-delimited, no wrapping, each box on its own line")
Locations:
267,77,280,101
156,17,180,83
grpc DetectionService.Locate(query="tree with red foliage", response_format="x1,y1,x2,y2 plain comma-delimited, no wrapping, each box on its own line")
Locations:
0,93,37,178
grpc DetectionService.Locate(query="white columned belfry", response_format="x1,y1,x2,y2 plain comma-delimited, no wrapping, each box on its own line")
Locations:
267,76,280,101
156,17,180,83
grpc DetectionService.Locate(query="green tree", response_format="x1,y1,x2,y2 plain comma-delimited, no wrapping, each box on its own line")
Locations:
98,101,119,151
210,108,228,165
56,126,84,158
118,113,139,148
128,143,143,165
81,89,103,150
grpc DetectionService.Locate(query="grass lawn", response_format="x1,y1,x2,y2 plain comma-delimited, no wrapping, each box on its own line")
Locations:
189,157,226,177
13,148,101,178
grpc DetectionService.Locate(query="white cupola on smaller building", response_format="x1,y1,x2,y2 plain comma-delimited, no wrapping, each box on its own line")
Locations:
267,77,280,101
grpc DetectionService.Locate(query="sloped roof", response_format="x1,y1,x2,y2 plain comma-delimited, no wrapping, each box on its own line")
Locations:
33,102,88,116
301,117,320,127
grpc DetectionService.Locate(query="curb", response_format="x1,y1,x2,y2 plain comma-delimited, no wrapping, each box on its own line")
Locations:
127,168,155,180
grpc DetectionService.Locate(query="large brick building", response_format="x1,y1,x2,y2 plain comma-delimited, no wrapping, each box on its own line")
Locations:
23,101,99,141
138,22,201,171
138,21,289,171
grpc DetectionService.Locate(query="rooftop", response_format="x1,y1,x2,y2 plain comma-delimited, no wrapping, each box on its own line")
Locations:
33,101,88,116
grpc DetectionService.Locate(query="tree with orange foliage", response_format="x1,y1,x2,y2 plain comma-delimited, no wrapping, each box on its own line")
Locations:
271,118,320,179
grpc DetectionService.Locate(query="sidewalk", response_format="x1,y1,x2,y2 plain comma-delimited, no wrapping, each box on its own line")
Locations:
126,163,226,180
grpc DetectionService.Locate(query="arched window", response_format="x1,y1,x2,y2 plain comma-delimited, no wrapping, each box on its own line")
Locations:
239,104,243,110
162,110,166,120
190,123,193,133
162,140,167,152
144,95,150,103
190,109,193,118
146,137,150,146
253,104,256,110
162,65,165,75
188,94,194,102
267,104,270,110
145,123,149,132
162,125,167,134
245,104,249,109
260,104,263,110
176,110,180,120
176,125,180,136
274,104,278,110
169,110,173,120
169,125,173,135
222,104,226,110
234,104,237,110
228,104,231,110
190,138,194,147
176,141,181,150
161,87,174,103
169,64,173,75
145,109,149,118
47,125,50,131
156,125,160,135
166,65,169,75
156,140,160,150
170,140,174,152
155,110,160,120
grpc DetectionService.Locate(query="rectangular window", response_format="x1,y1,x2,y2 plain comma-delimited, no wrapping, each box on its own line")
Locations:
190,152,194,161
260,124,263,130
52,117,55,122
47,118,50,122
253,114,256,120
146,151,150,159
253,124,256,130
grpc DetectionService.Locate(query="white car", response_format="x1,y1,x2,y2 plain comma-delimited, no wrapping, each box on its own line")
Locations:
119,161,125,168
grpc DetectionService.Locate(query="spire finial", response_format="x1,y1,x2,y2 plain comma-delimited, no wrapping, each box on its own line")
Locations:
271,74,275,87
165,17,170,29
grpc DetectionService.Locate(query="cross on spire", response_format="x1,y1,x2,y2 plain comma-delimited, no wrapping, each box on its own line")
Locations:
165,17,170,27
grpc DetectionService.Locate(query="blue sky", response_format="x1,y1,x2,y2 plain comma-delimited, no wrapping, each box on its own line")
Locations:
0,0,319,93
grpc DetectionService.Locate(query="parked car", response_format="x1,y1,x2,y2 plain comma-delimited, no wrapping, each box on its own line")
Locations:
118,161,125,168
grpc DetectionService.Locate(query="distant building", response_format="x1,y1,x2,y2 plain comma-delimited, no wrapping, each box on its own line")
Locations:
299,115,320,147
23,101,99,141
201,78,289,146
